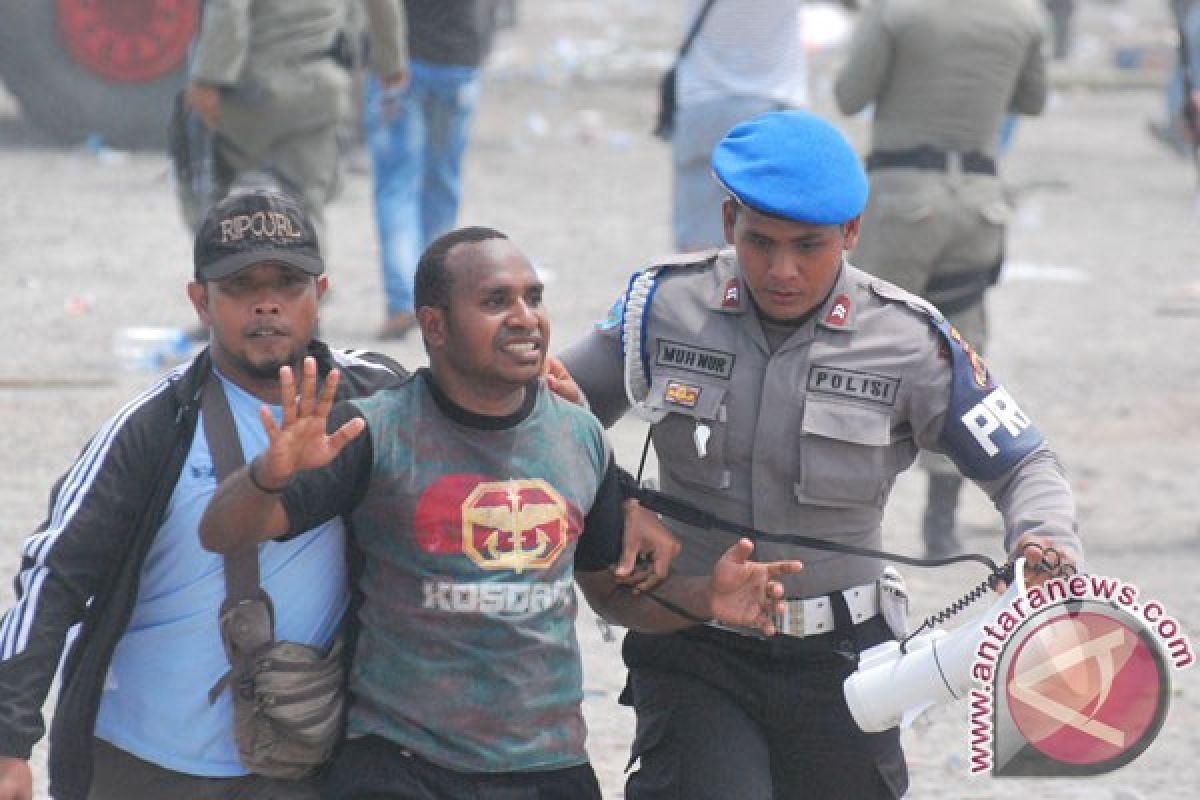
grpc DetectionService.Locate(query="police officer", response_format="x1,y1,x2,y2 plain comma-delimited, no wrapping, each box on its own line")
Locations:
559,110,1081,799
184,0,408,241
833,0,1048,558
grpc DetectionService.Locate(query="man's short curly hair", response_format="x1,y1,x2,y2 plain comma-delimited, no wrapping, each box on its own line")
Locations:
413,226,509,310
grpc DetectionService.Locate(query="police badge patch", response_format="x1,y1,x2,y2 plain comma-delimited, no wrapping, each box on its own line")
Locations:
664,380,701,409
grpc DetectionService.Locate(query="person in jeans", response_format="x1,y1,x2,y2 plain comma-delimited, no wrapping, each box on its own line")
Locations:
1148,0,1200,157
368,0,499,339
670,0,809,251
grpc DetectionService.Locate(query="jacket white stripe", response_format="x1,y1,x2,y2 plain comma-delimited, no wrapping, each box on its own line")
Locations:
24,371,180,563
0,598,16,656
332,348,395,372
13,568,48,657
1,567,44,659
3,371,181,661
1,565,33,657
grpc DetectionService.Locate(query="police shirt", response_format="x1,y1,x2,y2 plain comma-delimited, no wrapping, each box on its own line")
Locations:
561,251,1079,598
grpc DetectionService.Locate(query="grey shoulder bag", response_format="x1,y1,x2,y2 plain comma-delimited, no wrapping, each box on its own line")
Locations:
653,0,719,140
202,376,345,780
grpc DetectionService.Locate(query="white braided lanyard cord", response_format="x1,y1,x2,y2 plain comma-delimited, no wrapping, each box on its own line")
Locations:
621,266,666,423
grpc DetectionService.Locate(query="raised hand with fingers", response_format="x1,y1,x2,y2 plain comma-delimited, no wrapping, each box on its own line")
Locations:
253,356,366,492
709,538,803,636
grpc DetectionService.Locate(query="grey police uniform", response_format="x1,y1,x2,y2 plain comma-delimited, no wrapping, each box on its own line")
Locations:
560,251,1078,799
569,250,1077,592
834,0,1047,347
833,1,1048,550
190,0,406,238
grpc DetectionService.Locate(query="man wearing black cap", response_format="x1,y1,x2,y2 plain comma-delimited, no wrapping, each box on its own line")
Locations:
559,110,1081,798
0,190,406,800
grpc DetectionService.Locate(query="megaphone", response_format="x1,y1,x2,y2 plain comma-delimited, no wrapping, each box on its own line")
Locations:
843,559,1027,733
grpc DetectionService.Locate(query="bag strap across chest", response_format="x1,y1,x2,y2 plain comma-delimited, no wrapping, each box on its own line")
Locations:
201,377,269,611
201,376,276,699
678,0,719,61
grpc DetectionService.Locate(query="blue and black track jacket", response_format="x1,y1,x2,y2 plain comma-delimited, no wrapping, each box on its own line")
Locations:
0,341,405,800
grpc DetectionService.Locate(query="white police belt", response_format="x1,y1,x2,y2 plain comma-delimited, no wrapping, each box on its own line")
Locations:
772,582,880,638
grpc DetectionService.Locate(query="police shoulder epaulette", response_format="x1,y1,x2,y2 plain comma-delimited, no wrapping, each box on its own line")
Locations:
647,248,721,274
621,267,661,419
868,280,946,325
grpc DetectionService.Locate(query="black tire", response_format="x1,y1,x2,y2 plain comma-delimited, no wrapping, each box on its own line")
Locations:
0,0,192,150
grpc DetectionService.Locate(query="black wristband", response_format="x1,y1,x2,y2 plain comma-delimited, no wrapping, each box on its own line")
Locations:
248,458,287,495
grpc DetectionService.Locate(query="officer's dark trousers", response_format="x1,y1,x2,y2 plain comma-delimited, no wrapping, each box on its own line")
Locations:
621,618,907,799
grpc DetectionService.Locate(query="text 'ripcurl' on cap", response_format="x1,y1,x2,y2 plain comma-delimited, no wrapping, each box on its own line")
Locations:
193,189,324,281
712,110,868,226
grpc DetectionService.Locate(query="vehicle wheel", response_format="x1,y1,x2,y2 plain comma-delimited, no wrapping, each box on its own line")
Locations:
0,0,199,149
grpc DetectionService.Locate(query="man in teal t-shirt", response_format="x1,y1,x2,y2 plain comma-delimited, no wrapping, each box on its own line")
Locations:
199,226,801,799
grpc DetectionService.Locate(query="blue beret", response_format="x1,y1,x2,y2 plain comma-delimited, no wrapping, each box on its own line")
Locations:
712,110,868,225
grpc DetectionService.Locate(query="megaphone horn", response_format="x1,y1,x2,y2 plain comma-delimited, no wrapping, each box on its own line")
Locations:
844,558,1028,733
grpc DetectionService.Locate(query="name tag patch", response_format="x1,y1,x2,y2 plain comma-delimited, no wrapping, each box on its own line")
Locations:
807,366,899,406
655,339,735,379
664,380,701,408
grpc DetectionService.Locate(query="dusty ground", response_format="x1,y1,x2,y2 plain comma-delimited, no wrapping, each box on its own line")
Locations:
1,1,1198,797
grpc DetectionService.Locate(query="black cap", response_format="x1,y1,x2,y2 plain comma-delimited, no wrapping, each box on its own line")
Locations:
193,189,324,281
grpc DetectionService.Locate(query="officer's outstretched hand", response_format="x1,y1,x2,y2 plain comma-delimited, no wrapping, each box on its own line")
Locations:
254,357,366,491
614,499,681,593
709,539,803,636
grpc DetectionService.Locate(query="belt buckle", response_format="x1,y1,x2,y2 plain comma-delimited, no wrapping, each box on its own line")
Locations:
946,150,963,176
775,599,805,637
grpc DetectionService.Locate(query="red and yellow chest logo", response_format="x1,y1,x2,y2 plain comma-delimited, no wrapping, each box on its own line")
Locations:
461,480,570,573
